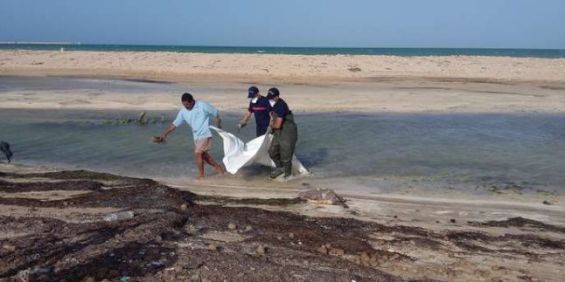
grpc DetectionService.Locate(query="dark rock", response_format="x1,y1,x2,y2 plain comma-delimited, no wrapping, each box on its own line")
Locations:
298,188,345,205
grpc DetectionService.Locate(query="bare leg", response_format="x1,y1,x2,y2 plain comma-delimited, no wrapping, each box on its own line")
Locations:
203,152,224,174
194,152,205,179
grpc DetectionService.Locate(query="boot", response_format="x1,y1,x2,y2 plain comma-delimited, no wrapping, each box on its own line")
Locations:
283,161,292,177
270,167,285,179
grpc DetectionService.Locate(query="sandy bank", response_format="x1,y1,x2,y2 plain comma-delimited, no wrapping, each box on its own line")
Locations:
2,51,565,113
1,75,565,114
1,50,565,83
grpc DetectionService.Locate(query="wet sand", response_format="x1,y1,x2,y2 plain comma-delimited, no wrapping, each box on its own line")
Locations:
1,75,565,116
1,166,564,281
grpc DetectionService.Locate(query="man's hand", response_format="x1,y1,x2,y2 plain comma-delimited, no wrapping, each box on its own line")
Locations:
152,135,166,144
154,124,176,144
213,116,222,129
237,123,247,129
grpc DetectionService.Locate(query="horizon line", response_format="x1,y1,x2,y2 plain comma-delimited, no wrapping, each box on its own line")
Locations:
0,42,564,50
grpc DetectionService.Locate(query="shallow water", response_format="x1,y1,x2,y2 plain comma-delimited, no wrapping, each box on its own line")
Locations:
1,77,565,194
1,108,564,194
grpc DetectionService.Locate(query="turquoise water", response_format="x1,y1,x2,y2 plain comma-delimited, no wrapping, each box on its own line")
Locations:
1,44,565,58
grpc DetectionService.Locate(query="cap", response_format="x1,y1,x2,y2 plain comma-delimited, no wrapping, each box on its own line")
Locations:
248,86,259,98
266,87,280,99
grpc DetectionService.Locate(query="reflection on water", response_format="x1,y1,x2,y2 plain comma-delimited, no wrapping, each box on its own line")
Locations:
1,109,564,194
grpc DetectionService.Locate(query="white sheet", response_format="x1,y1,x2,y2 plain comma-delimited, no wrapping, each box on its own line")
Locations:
210,126,309,175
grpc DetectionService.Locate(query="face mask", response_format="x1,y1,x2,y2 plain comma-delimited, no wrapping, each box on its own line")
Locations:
249,97,258,103
269,100,276,107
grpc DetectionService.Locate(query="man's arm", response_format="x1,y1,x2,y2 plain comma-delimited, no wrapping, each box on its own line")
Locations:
155,123,176,143
271,117,284,129
155,110,184,142
239,111,252,128
270,106,285,130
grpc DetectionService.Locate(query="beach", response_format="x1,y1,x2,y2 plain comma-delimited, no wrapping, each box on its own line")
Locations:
1,50,565,114
1,50,565,281
2,50,565,83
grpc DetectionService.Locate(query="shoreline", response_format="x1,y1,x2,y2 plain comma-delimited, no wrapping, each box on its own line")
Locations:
2,44,564,58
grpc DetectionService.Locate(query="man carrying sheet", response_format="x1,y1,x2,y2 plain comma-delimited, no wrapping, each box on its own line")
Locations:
238,86,272,137
266,87,298,179
154,92,224,179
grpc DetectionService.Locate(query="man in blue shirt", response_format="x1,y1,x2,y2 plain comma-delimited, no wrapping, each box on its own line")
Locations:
266,87,298,179
238,86,272,136
155,93,224,179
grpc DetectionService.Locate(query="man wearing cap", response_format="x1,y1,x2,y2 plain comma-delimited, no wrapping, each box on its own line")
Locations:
238,86,272,136
266,87,298,179
154,92,224,179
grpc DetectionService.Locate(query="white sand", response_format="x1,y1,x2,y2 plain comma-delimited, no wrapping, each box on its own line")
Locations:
1,76,565,114
1,50,565,83
1,50,565,113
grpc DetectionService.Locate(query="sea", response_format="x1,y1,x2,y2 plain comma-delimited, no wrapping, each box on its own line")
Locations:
1,43,565,58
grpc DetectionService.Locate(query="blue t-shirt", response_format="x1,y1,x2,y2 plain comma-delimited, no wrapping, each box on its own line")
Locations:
248,96,271,128
272,99,291,120
172,101,219,140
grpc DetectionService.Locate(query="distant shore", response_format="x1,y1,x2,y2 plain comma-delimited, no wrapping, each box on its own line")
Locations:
1,44,564,58
1,50,565,84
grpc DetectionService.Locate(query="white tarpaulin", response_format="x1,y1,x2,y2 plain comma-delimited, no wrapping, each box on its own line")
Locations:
210,126,309,175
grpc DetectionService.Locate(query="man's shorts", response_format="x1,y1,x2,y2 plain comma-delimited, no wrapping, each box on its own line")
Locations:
194,137,212,153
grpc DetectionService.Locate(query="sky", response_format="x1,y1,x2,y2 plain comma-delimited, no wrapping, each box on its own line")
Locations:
1,0,564,48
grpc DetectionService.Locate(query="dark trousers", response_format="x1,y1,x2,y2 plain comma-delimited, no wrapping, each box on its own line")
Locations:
268,114,297,176
256,126,268,137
